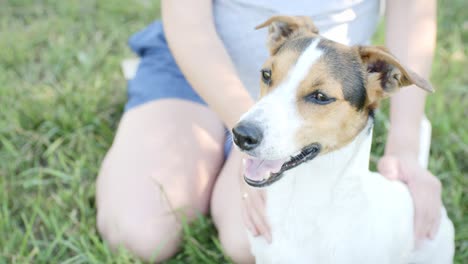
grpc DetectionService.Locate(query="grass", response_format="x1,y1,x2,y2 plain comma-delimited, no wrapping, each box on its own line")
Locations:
0,0,466,263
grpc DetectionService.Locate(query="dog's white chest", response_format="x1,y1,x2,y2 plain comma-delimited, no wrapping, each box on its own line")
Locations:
244,126,454,264
248,167,414,264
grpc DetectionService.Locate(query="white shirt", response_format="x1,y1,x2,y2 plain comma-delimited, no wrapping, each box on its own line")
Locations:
213,0,381,98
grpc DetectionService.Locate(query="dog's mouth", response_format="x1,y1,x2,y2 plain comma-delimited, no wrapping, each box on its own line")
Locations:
243,143,321,188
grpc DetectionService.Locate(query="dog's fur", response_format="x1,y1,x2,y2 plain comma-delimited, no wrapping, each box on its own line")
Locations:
233,16,454,263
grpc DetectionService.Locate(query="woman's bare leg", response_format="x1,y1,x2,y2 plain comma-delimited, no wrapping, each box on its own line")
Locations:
211,149,255,263
96,99,225,262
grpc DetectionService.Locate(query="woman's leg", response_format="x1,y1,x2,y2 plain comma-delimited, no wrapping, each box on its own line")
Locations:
211,149,255,264
96,99,225,262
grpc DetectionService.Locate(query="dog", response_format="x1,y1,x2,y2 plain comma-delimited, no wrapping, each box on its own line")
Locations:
232,16,454,264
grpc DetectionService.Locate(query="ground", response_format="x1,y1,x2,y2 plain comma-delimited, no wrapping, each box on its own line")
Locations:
0,0,466,263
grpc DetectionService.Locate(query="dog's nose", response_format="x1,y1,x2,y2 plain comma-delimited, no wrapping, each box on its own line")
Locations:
232,122,263,151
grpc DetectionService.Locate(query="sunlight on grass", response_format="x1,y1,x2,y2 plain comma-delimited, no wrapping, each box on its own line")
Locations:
0,0,466,263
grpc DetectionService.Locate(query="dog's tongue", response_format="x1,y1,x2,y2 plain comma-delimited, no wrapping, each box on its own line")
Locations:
244,157,287,181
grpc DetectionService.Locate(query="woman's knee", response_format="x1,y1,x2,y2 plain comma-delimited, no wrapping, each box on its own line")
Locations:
97,207,182,262
96,156,182,261
95,152,212,261
95,101,227,261
217,222,254,264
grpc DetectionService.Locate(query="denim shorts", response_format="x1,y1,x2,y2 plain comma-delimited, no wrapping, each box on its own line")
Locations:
125,21,232,157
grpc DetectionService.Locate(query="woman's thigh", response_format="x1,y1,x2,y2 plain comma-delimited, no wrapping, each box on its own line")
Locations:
96,99,225,261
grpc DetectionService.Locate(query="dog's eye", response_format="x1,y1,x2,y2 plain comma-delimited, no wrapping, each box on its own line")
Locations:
304,91,335,105
261,69,272,85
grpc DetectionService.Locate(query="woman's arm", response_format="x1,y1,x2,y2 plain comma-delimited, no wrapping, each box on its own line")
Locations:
385,0,436,157
162,0,271,241
381,0,441,244
162,0,254,129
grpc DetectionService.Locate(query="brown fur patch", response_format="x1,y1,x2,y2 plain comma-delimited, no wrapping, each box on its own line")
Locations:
259,47,303,97
357,45,434,109
255,16,319,55
365,73,385,109
294,59,369,153
296,101,368,154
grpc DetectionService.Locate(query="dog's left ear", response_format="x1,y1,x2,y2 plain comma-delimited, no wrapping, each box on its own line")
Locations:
255,16,319,55
356,46,434,109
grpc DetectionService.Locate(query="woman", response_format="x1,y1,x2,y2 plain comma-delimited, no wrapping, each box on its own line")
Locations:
96,0,441,262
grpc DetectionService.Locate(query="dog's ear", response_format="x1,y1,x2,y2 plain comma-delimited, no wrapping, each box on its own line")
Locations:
255,16,319,55
356,46,434,109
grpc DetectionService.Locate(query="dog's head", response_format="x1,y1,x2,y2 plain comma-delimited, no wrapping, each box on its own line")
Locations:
232,16,433,187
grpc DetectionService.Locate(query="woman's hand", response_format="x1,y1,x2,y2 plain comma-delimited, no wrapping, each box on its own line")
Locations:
378,154,442,247
240,159,272,243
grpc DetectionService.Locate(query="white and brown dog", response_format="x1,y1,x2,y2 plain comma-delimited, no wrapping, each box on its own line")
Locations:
232,16,454,264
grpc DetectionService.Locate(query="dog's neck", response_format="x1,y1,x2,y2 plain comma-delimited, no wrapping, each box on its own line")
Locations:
267,119,374,205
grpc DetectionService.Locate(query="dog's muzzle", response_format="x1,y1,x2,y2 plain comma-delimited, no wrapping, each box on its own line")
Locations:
243,143,321,188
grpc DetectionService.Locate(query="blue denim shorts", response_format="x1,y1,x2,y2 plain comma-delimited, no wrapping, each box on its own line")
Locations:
125,21,232,157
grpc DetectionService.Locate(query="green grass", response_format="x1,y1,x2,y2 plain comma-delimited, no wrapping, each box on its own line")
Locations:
0,0,466,263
